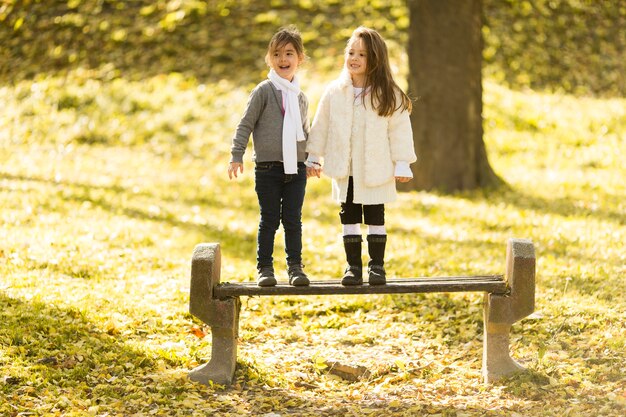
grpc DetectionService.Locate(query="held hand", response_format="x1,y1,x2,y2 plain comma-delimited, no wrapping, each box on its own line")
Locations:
306,167,322,178
228,162,244,179
395,176,411,183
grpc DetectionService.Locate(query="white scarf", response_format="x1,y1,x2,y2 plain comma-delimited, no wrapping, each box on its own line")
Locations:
268,69,305,174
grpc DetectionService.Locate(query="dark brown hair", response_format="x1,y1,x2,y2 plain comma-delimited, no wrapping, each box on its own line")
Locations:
264,25,306,66
347,27,412,117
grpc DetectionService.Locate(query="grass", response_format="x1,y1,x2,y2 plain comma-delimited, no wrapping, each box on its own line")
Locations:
0,67,625,416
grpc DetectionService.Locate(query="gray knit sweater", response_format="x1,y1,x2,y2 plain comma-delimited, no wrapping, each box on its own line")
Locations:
230,80,309,164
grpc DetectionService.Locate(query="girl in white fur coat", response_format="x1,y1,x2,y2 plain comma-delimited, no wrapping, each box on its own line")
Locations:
306,27,417,286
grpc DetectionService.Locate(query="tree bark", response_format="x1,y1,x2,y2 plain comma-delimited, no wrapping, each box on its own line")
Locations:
402,0,501,192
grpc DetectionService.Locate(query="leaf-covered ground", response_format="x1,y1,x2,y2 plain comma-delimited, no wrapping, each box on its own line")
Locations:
1,70,625,415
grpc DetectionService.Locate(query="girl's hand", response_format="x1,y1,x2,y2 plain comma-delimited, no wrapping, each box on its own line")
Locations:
395,176,411,183
228,162,244,179
307,166,322,178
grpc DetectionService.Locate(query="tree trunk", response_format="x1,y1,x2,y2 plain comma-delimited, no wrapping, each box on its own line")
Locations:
401,0,501,192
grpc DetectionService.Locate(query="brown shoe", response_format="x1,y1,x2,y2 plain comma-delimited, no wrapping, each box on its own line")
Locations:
257,265,276,287
288,264,309,286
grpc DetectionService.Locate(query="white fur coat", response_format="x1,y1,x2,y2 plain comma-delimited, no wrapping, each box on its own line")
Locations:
307,70,417,188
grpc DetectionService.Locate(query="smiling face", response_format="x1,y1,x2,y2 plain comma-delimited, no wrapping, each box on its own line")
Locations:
269,42,302,81
345,37,368,87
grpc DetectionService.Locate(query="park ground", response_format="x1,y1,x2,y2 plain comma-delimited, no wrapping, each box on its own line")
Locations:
0,67,625,415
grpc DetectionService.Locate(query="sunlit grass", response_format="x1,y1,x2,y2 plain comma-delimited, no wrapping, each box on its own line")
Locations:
0,70,625,415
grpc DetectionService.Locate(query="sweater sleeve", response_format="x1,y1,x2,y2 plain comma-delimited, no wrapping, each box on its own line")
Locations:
299,93,310,139
388,107,417,165
306,87,331,158
230,85,265,163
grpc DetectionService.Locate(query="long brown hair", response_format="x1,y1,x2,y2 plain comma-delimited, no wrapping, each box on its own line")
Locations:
347,27,412,117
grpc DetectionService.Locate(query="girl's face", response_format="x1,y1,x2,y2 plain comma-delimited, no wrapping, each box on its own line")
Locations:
269,42,302,81
345,37,368,83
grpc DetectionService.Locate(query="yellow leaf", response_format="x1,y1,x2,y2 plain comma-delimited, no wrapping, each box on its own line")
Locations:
394,359,406,371
313,356,327,370
14,17,24,31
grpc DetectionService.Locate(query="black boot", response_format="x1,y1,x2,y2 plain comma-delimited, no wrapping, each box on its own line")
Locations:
341,235,363,286
367,234,387,285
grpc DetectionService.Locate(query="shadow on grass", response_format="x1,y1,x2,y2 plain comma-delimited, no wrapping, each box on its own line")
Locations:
500,368,553,400
0,293,191,413
451,183,625,227
220,359,547,415
4,166,623,290
0,171,259,264
0,292,539,415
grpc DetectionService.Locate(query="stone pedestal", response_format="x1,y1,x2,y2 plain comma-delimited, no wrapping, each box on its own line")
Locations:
189,243,240,386
482,238,536,383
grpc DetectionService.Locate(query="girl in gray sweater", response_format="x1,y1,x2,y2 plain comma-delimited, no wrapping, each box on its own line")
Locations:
228,26,310,287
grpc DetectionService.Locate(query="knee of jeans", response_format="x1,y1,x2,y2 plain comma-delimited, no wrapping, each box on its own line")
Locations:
281,217,302,231
259,216,280,231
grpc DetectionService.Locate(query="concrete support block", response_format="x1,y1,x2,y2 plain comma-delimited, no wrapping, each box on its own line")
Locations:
188,243,241,386
483,238,536,383
189,298,241,386
482,320,525,383
189,243,222,325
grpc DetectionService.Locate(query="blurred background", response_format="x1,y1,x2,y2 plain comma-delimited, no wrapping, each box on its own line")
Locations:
1,0,624,96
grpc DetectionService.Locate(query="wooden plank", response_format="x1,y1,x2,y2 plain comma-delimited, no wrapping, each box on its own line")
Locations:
213,275,507,298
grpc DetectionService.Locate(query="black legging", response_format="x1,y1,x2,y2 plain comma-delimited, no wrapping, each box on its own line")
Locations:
339,177,385,225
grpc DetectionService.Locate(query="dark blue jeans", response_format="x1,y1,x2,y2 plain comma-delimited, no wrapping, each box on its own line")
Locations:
254,161,307,268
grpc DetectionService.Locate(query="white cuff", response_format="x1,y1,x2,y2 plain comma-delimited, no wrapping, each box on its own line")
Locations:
305,154,321,168
394,161,413,178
